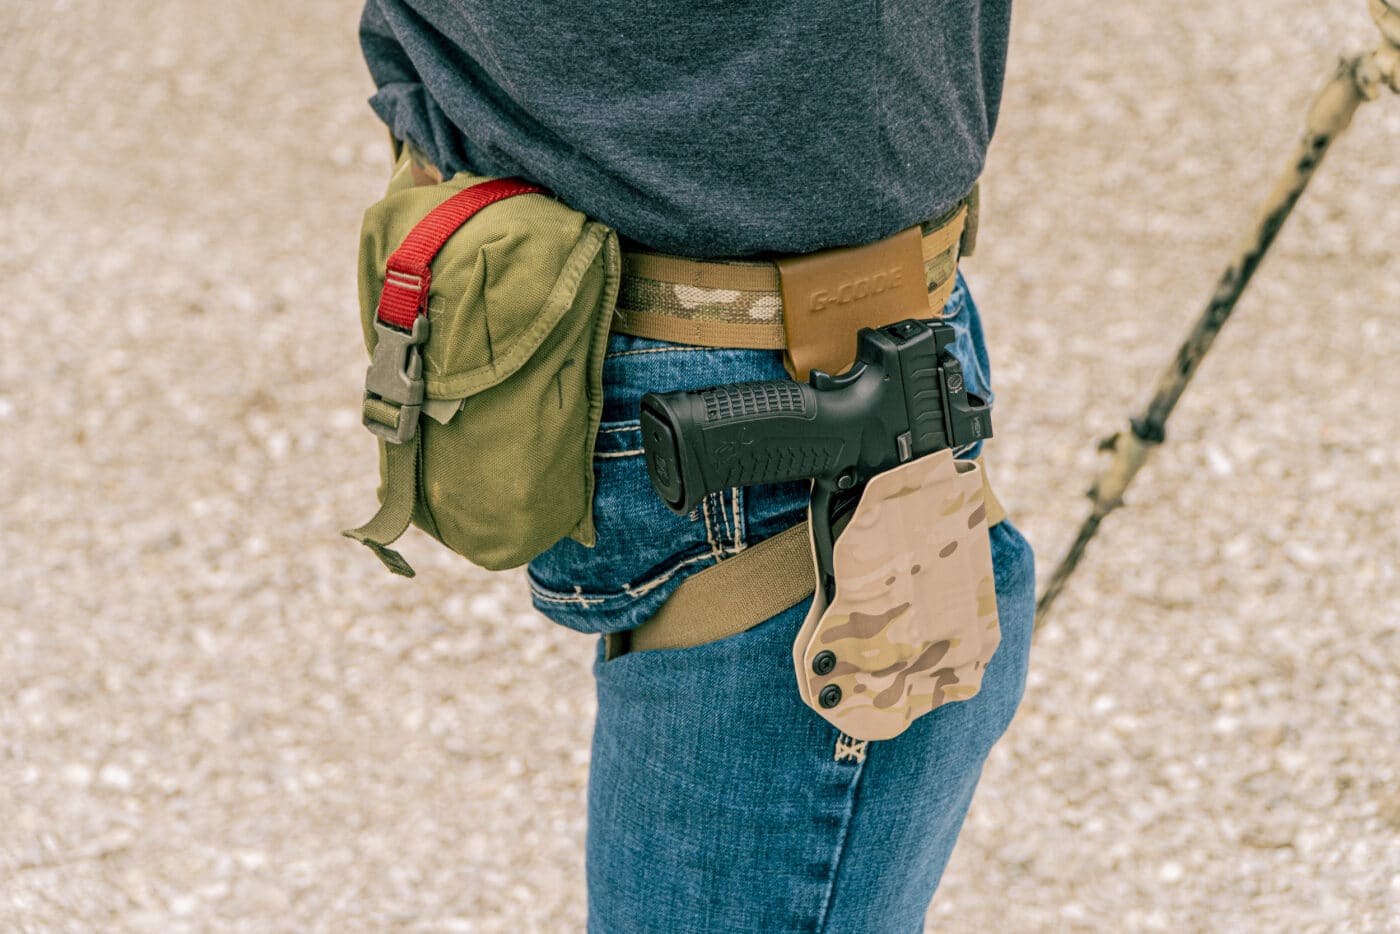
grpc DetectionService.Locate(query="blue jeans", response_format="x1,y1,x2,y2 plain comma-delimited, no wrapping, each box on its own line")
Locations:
528,273,1035,932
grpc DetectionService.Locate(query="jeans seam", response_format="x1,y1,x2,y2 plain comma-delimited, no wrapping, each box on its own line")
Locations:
622,551,717,597
701,494,722,559
814,754,869,933
528,583,609,607
605,346,711,359
717,490,733,545
528,548,721,608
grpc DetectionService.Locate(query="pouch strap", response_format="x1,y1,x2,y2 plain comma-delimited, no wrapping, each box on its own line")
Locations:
605,453,1007,660
375,177,546,330
343,436,422,577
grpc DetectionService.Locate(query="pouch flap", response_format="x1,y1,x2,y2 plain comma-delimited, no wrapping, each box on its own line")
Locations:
359,173,615,401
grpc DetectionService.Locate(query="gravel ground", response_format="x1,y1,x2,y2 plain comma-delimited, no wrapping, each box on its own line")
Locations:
2,0,1397,930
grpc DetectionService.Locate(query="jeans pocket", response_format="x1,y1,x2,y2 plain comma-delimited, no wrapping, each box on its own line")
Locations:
527,416,722,635
527,334,784,634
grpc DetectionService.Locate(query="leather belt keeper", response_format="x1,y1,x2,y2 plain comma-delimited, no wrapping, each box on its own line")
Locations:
777,225,928,381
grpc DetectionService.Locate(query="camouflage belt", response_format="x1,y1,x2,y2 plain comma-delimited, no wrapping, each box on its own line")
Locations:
393,127,979,358
612,185,979,358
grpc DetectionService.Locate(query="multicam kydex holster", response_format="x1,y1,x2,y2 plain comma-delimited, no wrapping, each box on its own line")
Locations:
792,449,999,740
639,318,1000,741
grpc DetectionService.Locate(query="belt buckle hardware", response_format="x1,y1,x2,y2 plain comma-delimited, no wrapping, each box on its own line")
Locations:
363,316,429,444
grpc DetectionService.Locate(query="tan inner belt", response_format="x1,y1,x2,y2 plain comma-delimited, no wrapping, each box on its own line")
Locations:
604,454,1006,661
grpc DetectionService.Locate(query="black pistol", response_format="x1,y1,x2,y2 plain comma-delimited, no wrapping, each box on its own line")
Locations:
639,318,992,602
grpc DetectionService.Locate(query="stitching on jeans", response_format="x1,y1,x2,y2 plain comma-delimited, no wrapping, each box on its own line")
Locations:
700,495,721,559
812,751,868,932
599,424,639,434
595,449,643,459
732,487,745,551
715,491,732,545
529,550,719,606
605,346,710,359
620,551,715,598
529,583,608,607
833,733,868,763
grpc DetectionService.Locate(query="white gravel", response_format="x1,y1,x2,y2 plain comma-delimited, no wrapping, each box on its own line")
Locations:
2,0,1397,930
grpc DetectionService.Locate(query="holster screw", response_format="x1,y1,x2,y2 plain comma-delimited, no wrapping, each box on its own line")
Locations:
818,685,842,709
812,651,837,676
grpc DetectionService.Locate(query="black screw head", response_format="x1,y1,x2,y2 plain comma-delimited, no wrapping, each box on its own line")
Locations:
818,684,843,709
812,651,837,676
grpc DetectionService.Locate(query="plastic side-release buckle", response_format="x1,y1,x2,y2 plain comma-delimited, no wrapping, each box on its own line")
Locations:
362,315,429,444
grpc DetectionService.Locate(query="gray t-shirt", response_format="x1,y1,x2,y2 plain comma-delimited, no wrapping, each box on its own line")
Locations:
361,1,1011,258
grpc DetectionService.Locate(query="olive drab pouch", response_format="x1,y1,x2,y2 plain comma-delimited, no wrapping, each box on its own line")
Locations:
344,155,621,575
792,449,1001,742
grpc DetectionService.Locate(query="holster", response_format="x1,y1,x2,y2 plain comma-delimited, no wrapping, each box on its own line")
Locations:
793,450,1000,741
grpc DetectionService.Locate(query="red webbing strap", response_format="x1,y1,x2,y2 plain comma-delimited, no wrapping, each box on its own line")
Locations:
376,178,547,330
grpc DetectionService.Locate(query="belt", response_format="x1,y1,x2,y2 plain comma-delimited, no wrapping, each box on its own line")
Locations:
392,127,978,366
612,186,980,381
